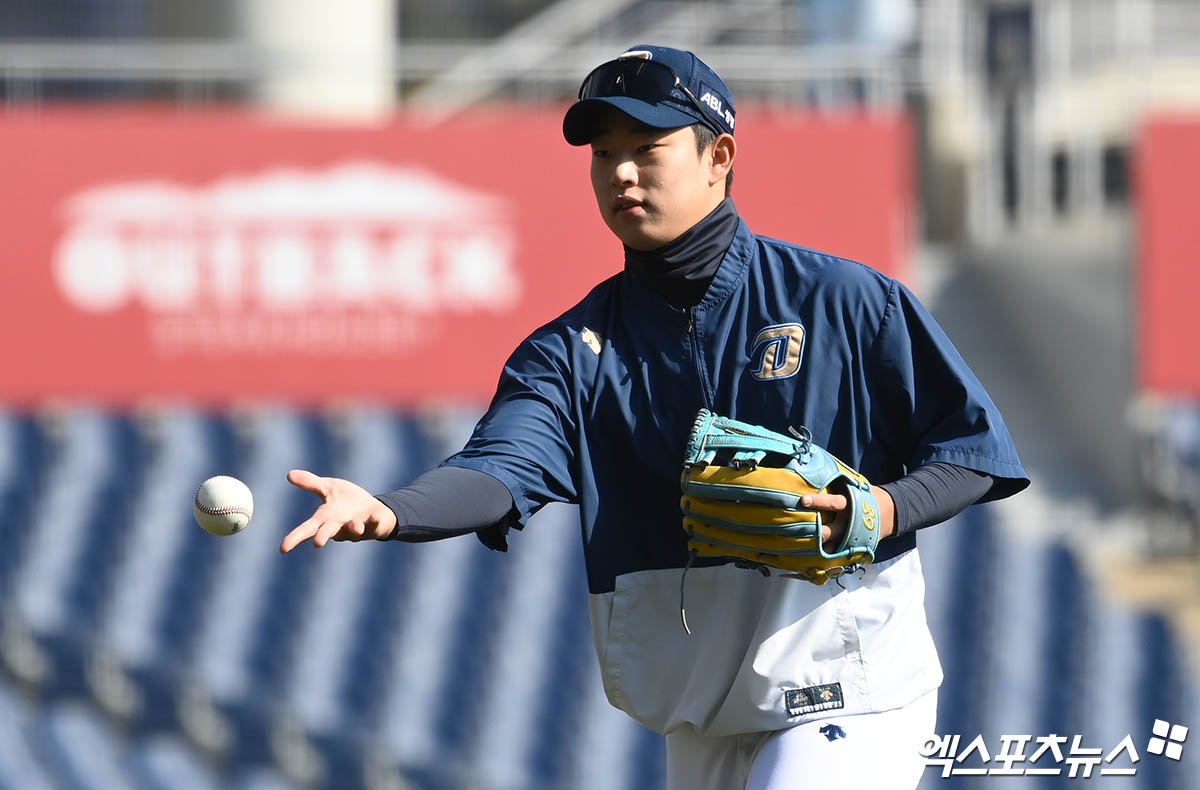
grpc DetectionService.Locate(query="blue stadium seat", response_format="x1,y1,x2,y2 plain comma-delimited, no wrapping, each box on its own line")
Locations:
927,503,997,746
334,415,428,726
88,408,218,733
4,409,131,697
155,413,239,664
1136,614,1184,790
242,412,332,705
0,679,56,790
131,733,221,790
39,701,140,790
1038,544,1090,738
227,766,301,790
0,412,44,593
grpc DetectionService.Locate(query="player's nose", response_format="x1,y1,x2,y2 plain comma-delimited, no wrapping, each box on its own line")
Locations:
610,158,637,188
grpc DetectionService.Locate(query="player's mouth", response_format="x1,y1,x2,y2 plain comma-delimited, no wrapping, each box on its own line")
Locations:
613,196,645,217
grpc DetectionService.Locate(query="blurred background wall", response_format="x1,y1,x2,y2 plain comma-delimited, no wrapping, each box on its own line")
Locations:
1,1,1199,788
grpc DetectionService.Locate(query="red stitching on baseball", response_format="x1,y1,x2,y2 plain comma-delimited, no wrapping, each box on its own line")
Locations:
195,494,251,517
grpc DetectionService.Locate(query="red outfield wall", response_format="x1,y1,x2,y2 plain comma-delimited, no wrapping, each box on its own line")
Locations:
1136,117,1200,397
0,107,911,407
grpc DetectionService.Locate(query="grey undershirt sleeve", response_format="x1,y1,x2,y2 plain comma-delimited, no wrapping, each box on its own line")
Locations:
879,462,995,538
375,466,515,546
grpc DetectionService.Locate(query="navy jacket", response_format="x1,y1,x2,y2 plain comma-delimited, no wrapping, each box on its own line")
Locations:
446,219,1029,596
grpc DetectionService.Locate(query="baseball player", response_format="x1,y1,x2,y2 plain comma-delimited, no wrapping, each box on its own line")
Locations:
282,45,1029,789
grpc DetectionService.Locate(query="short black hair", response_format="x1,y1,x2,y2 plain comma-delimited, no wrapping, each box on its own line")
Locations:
692,123,733,196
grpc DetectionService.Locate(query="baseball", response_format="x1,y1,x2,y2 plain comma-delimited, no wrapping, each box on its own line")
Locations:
193,475,254,536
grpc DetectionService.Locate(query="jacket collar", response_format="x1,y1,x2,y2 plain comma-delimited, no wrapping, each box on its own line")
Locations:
620,216,754,316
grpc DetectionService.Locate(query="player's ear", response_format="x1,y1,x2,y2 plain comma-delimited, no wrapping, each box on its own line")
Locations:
708,133,736,188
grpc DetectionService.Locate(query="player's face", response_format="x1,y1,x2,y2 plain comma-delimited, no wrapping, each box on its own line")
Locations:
588,108,726,250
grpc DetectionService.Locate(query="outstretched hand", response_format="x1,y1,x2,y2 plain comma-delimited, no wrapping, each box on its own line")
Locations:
280,469,399,553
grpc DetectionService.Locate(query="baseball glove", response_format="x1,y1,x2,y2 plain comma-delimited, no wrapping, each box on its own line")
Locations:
680,409,881,588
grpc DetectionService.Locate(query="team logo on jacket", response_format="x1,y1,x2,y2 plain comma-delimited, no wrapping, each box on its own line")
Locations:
749,323,805,380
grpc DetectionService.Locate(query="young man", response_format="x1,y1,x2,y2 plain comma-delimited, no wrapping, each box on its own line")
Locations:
281,46,1028,789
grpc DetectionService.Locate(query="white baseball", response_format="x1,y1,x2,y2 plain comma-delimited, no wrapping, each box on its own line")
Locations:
193,475,254,536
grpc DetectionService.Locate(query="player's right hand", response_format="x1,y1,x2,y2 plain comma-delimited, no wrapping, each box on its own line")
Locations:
280,469,399,553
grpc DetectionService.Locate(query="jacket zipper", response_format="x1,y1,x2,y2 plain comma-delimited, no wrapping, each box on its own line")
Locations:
685,308,712,409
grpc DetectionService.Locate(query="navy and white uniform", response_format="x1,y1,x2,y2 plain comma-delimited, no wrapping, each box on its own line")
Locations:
444,217,1028,738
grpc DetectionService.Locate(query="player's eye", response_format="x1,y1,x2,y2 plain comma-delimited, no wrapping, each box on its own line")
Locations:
591,148,610,158
638,143,659,153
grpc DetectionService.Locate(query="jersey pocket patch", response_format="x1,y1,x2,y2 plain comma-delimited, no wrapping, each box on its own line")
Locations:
784,682,845,717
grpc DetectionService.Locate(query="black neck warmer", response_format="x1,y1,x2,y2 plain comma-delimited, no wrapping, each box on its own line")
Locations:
623,197,739,308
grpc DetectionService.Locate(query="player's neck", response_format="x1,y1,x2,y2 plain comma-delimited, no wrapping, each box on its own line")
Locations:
624,197,738,308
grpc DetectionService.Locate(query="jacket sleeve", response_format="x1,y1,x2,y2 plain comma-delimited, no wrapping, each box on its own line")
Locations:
868,280,1030,502
440,324,579,547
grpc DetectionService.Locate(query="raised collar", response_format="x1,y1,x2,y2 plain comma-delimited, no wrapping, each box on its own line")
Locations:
620,217,754,317
623,198,738,308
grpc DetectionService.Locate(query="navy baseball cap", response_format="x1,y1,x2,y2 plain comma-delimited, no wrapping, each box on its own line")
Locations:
563,45,736,146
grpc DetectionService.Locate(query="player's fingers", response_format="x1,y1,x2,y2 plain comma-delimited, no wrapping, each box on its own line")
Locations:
287,469,331,499
334,519,366,541
360,515,392,541
312,519,346,548
802,493,849,511
280,518,322,554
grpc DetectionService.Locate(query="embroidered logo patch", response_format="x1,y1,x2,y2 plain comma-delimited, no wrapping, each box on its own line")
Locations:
784,683,845,717
819,724,847,742
749,323,805,381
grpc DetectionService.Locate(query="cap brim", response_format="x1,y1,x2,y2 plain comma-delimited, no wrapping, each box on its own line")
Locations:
562,96,701,146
